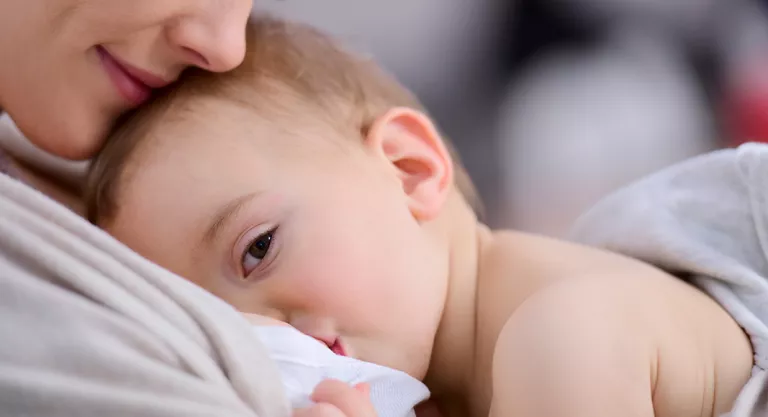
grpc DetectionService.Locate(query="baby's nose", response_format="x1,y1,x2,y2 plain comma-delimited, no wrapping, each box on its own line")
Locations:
289,315,338,341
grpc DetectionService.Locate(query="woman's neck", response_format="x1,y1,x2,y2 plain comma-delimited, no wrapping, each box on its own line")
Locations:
0,115,84,215
13,160,84,215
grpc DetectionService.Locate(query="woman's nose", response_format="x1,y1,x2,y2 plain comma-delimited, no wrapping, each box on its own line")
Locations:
167,2,251,72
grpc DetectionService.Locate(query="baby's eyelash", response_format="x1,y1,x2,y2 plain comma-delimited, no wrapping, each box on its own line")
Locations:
240,227,278,277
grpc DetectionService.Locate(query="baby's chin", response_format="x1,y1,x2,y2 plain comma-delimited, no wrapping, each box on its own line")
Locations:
375,348,431,381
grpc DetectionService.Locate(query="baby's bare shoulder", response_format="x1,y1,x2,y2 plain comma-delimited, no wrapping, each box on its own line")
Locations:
488,270,752,417
488,275,655,417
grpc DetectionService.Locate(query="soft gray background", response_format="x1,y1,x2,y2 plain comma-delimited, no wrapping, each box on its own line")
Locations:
255,0,768,235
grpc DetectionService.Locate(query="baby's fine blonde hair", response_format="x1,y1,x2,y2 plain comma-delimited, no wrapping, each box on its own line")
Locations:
86,15,481,225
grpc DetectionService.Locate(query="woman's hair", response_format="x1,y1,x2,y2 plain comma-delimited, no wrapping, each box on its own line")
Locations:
85,15,481,225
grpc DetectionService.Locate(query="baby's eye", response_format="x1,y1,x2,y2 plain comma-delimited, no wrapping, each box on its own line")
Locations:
241,229,275,276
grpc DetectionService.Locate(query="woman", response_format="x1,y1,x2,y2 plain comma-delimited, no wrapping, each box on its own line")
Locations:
1,0,251,158
0,2,374,416
0,0,252,208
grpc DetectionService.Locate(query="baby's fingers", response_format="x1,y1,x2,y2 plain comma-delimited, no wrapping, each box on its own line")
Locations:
293,403,346,417
311,379,377,417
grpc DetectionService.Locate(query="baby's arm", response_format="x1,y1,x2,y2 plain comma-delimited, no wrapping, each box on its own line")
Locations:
490,278,654,417
489,272,751,417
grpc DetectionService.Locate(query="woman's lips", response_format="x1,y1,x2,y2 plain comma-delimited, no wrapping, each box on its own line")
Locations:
96,46,167,106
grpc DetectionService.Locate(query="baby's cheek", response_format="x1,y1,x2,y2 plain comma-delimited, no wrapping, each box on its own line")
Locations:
292,255,378,315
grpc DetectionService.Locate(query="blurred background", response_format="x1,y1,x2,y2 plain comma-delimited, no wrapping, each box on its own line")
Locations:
256,0,768,236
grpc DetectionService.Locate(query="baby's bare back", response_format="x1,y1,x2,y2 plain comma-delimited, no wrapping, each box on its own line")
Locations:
469,231,752,417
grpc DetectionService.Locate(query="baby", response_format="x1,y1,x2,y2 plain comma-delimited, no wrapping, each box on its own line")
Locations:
85,16,754,417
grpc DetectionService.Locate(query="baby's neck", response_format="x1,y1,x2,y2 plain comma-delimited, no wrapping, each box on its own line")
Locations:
422,192,490,414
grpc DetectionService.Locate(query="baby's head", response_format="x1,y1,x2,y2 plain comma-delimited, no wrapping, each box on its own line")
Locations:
85,16,479,379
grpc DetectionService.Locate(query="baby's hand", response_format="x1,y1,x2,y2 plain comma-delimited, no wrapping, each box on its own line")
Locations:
293,380,377,417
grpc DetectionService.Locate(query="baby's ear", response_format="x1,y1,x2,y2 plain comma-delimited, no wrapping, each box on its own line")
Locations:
365,107,453,221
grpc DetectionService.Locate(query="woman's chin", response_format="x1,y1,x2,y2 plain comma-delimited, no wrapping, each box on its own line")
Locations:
18,113,107,161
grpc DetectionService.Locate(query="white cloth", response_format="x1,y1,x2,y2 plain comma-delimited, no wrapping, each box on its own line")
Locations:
570,143,768,417
254,326,430,417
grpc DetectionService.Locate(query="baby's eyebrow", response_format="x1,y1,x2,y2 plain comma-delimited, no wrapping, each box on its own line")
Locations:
203,192,261,246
